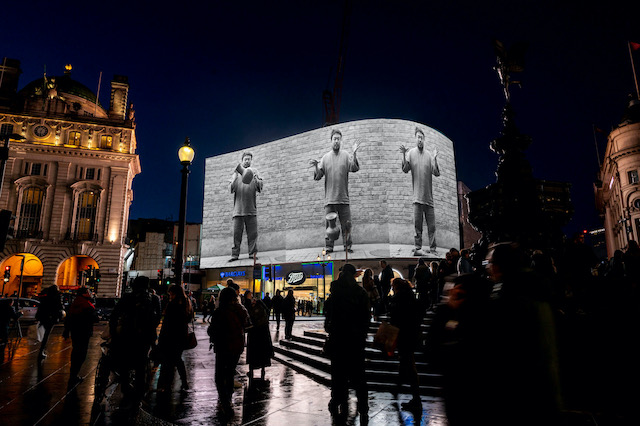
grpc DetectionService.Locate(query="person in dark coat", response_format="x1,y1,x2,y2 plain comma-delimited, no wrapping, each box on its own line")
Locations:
0,298,20,362
157,285,193,392
271,290,283,330
243,291,273,383
282,290,296,339
209,287,250,417
379,259,393,314
414,257,432,314
262,292,272,318
63,286,96,386
36,284,63,361
109,276,160,406
389,278,423,411
324,263,370,421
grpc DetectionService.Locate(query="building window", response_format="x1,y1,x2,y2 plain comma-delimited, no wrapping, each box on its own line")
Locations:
31,163,42,176
85,168,95,180
17,187,44,238
68,131,81,146
629,170,639,185
74,191,98,240
0,123,13,135
24,162,30,175
101,135,112,148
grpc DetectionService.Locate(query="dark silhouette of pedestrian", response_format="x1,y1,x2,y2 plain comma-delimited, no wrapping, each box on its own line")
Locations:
109,276,161,408
36,284,63,361
426,273,490,425
243,291,273,384
389,278,422,411
272,290,283,330
209,287,250,417
324,263,370,421
262,292,272,319
414,258,432,315
283,290,296,339
483,243,562,425
0,298,20,362
62,286,96,387
362,268,380,320
379,259,393,314
157,285,193,393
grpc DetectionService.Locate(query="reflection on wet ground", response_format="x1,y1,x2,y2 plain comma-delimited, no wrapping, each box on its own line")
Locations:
0,316,447,425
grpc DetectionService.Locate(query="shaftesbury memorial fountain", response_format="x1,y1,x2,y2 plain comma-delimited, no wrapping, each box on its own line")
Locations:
467,40,574,258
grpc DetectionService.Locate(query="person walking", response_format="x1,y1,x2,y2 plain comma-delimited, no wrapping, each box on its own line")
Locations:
272,289,283,330
109,276,161,408
414,258,432,315
0,298,20,362
157,285,193,393
389,278,423,411
62,286,96,387
36,284,63,361
262,292,272,319
379,260,393,314
209,287,250,417
243,291,273,384
324,263,370,421
362,268,381,320
283,290,296,339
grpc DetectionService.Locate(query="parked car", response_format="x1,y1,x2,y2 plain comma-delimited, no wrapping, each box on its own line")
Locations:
94,297,118,321
13,298,40,322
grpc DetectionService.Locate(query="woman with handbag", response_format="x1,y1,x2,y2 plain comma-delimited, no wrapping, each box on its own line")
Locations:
243,291,273,384
157,285,192,392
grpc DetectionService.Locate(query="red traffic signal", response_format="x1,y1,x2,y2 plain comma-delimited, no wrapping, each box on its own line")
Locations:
4,266,9,271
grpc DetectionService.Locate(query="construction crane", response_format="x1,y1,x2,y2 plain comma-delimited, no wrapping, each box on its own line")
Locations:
323,0,352,126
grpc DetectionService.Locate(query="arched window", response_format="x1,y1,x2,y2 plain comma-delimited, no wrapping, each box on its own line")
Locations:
74,190,98,240
17,187,44,238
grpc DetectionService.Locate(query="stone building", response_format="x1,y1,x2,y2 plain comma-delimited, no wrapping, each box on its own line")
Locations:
0,58,140,297
595,98,640,257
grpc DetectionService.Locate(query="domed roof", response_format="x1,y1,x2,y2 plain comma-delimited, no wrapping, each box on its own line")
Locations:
19,74,103,107
619,97,640,127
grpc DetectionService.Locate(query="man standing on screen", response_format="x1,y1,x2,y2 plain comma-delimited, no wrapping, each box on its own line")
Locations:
400,128,440,256
229,151,263,262
310,129,360,253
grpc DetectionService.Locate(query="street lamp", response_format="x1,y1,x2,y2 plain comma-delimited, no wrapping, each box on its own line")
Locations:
317,249,331,309
174,137,195,289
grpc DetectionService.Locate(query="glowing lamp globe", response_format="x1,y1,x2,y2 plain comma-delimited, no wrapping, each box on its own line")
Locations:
178,138,195,164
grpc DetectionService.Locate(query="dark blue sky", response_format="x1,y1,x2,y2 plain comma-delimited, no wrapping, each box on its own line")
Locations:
3,0,640,237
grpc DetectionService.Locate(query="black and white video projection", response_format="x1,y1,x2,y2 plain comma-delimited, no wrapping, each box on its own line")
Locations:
201,119,459,269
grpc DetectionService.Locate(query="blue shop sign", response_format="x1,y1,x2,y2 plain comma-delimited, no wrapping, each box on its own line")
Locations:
220,270,246,278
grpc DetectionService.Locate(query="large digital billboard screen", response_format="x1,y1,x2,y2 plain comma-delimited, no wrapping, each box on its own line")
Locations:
201,119,459,269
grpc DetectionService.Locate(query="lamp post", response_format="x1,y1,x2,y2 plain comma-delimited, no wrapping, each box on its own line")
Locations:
317,250,331,311
174,137,195,289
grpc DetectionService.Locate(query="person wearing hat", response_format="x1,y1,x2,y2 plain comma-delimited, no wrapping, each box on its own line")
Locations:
324,263,370,421
229,151,263,262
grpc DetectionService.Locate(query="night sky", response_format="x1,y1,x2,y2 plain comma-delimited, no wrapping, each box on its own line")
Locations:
3,1,640,238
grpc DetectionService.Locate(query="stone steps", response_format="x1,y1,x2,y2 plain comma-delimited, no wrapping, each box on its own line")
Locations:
272,313,443,396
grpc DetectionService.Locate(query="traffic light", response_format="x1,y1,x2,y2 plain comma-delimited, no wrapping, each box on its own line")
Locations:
95,269,101,283
3,266,10,283
157,269,163,280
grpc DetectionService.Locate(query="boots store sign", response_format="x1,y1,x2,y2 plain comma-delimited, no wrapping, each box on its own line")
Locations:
286,271,306,286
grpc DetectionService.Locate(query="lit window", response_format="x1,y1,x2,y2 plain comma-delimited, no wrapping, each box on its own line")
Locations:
17,187,44,238
629,170,639,185
100,135,112,148
68,131,81,146
74,191,98,240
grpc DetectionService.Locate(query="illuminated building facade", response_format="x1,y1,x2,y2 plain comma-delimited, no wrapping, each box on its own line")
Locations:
0,58,140,297
595,98,640,257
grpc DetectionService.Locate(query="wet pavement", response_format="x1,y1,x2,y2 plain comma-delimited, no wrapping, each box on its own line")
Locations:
0,316,448,425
